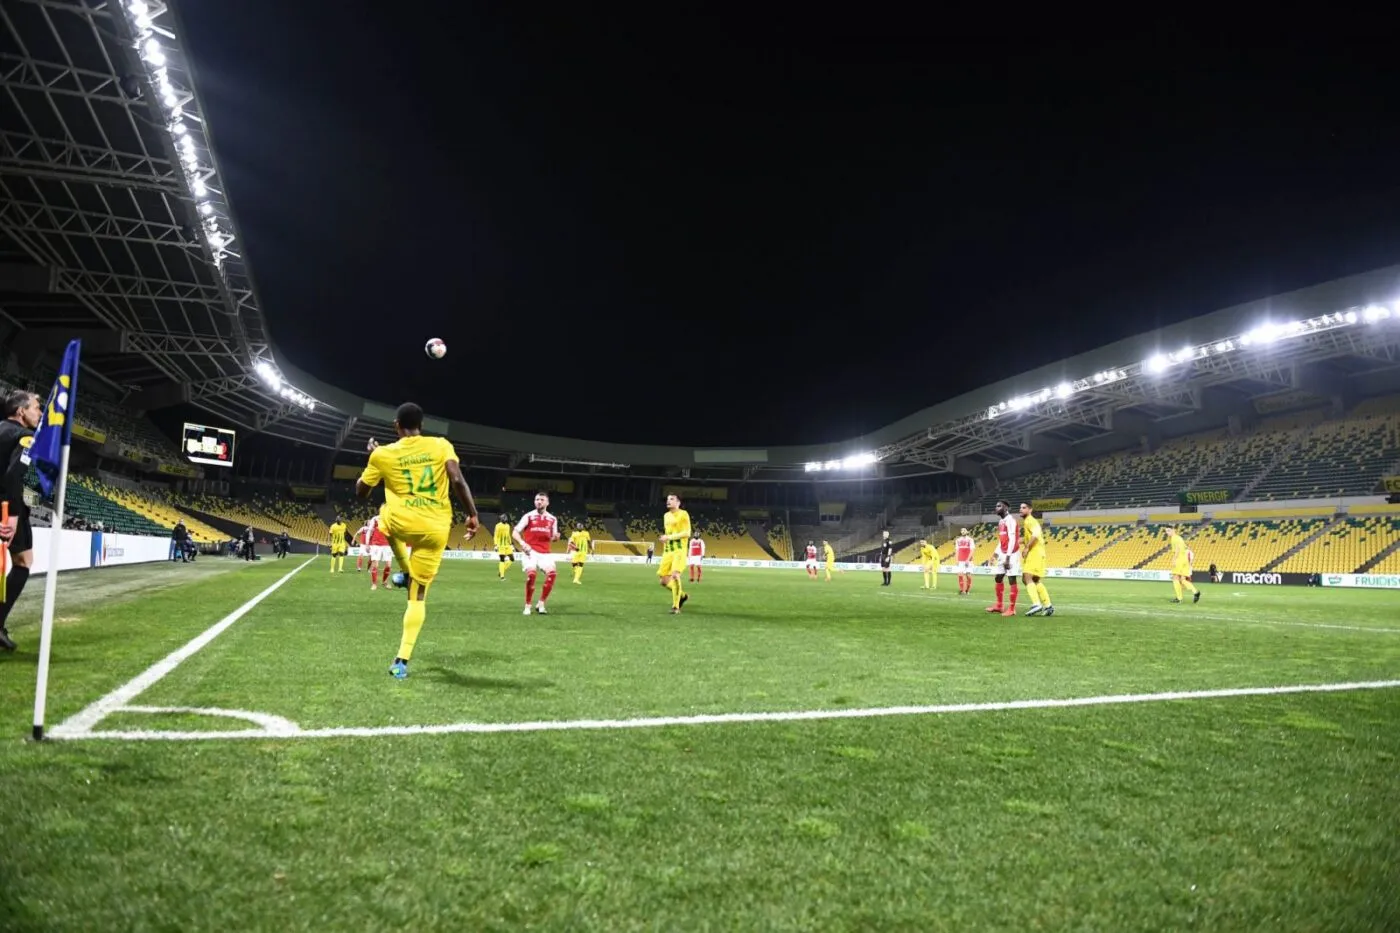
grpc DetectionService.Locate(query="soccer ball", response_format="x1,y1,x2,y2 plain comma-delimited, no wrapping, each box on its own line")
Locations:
424,337,447,359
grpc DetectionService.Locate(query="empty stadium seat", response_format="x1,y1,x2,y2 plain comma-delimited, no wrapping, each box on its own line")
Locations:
1077,432,1228,510
1274,515,1400,574
1185,518,1329,573
1245,415,1400,500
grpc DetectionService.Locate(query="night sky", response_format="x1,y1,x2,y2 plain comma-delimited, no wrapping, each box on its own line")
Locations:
178,8,1400,446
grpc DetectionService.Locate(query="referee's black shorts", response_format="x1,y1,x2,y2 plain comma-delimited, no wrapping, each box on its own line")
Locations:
11,510,33,554
879,558,891,570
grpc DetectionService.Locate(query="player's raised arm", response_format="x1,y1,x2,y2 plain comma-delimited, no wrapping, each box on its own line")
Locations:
444,459,479,535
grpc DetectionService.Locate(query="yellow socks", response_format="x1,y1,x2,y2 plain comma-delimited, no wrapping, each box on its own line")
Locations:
923,571,931,588
573,565,583,584
1173,579,1183,600
1037,582,1050,606
1184,580,1198,595
397,583,427,660
498,561,507,579
825,569,832,582
669,577,682,609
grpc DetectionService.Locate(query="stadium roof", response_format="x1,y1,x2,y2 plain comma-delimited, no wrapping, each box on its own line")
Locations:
4,0,1400,484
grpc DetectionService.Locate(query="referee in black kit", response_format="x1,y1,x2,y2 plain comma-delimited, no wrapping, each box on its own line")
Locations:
878,529,894,586
0,390,43,651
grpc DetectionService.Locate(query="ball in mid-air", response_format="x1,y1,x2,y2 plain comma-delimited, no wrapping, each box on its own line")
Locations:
424,337,447,359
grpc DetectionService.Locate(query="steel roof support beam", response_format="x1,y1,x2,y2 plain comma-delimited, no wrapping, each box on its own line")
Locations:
0,195,196,249
0,131,184,193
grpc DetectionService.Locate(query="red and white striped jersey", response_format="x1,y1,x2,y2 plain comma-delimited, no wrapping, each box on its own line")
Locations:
996,515,1020,554
367,516,388,547
689,538,704,557
515,509,559,553
805,545,818,560
955,535,974,561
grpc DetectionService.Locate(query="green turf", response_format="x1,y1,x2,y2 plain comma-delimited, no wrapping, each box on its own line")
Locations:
1,557,1397,930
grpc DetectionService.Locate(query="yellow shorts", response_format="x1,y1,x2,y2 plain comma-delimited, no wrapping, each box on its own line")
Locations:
1172,562,1192,578
571,552,588,565
825,561,834,572
658,550,686,578
1022,556,1046,579
378,508,449,586
331,546,347,556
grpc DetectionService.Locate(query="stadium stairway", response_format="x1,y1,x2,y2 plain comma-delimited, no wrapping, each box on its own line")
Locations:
1358,535,1400,573
1261,516,1341,571
746,522,781,560
1235,428,1309,501
601,518,645,555
176,506,318,554
1068,525,1138,568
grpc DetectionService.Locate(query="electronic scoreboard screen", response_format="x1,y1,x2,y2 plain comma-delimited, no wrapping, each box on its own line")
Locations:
182,423,236,468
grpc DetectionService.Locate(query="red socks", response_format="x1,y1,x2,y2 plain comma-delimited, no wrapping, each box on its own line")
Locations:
541,571,556,602
525,570,537,604
1009,583,1019,611
994,581,1004,608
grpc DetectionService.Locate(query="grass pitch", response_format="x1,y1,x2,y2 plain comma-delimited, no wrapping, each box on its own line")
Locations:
1,557,1397,930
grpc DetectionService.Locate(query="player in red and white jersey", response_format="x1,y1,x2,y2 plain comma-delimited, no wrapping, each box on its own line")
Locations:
804,541,819,578
354,523,370,572
985,501,1021,616
512,492,560,614
366,516,393,590
687,533,705,582
954,528,976,595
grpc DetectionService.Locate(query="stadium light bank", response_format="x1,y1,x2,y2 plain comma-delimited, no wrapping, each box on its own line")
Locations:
121,0,320,414
984,302,1398,421
804,452,879,472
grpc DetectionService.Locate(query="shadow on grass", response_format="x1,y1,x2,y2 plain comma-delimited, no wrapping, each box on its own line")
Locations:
423,666,553,691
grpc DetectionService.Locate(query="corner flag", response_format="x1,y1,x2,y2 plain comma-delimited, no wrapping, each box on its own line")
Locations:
26,340,81,497
29,339,81,741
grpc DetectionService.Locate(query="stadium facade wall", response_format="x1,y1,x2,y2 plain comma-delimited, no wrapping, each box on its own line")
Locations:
345,549,1394,588
31,529,172,576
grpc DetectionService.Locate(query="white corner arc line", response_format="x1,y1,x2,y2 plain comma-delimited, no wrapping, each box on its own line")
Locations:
47,678,1400,742
121,706,302,736
48,559,314,739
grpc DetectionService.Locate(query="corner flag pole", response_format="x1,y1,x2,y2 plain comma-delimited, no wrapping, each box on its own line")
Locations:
31,442,71,740
31,339,81,741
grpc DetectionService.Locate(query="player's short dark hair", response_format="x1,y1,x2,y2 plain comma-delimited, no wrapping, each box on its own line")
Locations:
536,490,550,499
3,389,37,418
996,500,1010,511
498,513,508,523
395,402,424,431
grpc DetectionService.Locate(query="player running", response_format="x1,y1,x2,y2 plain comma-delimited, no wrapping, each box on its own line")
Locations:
688,532,705,582
918,538,938,590
1164,525,1201,604
327,516,348,573
357,402,479,679
804,540,819,579
822,540,835,581
657,494,691,614
954,528,975,595
366,515,392,590
1019,503,1054,616
513,493,560,614
985,501,1020,616
493,513,514,580
568,522,594,585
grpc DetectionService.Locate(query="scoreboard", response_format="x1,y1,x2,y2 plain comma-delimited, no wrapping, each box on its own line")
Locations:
182,422,236,468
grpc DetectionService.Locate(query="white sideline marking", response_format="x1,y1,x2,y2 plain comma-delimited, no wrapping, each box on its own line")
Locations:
49,559,314,739
878,591,1400,634
49,679,1400,742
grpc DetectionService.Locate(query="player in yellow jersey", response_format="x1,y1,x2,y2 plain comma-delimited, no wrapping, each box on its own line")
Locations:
1163,524,1200,604
918,538,938,589
823,540,835,581
656,493,691,614
357,402,480,679
493,513,514,580
568,523,594,584
1018,503,1053,615
327,516,348,572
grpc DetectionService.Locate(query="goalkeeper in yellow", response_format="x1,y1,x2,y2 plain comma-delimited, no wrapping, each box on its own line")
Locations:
568,522,594,584
493,514,514,580
327,517,348,572
656,493,691,614
918,538,938,589
357,402,480,679
1163,525,1201,604
823,540,836,581
1018,503,1054,616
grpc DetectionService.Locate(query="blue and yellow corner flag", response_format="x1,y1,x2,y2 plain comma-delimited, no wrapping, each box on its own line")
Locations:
25,339,81,498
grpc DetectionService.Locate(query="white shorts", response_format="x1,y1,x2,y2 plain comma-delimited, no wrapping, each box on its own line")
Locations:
805,559,817,570
994,552,1022,577
687,555,702,567
371,545,392,563
523,552,557,574
957,560,972,573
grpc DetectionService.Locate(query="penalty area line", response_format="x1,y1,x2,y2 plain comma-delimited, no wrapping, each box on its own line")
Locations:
48,558,316,739
49,678,1400,742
